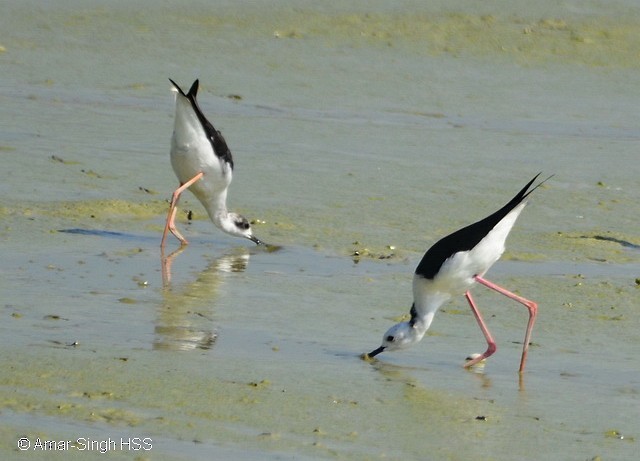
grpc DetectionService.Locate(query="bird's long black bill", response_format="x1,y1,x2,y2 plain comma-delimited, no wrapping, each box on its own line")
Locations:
249,235,264,245
366,346,386,358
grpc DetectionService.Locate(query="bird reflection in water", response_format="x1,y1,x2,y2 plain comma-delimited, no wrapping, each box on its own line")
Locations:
154,249,250,352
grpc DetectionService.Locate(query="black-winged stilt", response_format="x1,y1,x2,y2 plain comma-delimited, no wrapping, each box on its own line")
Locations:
365,174,551,373
161,79,263,248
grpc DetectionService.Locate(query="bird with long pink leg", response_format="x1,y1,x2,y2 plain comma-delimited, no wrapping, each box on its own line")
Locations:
363,174,551,373
161,79,263,250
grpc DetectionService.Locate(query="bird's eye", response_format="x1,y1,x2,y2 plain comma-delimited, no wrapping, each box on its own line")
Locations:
386,335,395,342
234,218,250,230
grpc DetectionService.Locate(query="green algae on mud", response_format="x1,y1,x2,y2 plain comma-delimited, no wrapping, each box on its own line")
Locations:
42,199,169,222
3,200,168,227
2,2,640,459
550,231,640,264
186,9,640,69
0,346,497,459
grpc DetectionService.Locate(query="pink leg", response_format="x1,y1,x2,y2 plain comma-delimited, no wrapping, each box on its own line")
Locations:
160,172,204,248
463,290,497,368
474,275,538,373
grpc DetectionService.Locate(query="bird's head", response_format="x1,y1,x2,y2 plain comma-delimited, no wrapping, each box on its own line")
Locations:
223,212,263,245
365,321,426,359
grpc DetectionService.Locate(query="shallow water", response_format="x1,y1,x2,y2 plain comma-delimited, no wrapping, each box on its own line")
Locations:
1,0,639,460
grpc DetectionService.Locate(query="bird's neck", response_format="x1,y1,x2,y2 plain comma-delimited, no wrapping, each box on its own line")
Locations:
410,311,436,334
413,287,451,316
202,190,229,229
411,284,451,333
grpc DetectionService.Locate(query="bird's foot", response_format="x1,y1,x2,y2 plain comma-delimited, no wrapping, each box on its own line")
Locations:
464,353,487,368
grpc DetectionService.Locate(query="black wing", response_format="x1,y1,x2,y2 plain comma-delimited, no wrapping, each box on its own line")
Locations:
169,78,234,170
415,174,546,280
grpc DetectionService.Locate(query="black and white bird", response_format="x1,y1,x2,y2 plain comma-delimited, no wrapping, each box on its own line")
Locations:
161,79,262,248
365,174,550,373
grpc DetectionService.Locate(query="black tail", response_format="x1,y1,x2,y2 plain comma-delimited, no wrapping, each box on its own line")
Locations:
186,79,199,98
520,173,554,202
415,173,552,279
169,78,199,98
168,78,235,170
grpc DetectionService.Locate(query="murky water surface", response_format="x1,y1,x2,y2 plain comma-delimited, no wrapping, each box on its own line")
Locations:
1,0,639,459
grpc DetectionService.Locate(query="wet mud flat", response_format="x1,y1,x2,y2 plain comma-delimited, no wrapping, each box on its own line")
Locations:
2,0,640,459
1,194,638,460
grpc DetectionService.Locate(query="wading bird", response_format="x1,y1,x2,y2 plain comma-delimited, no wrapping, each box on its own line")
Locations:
161,79,262,249
364,174,550,373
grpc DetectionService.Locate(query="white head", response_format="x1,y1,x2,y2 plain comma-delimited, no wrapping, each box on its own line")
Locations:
215,211,263,245
366,320,427,358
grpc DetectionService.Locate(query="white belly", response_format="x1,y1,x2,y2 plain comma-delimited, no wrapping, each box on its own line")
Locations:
170,133,232,203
